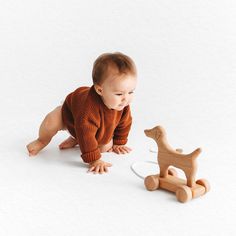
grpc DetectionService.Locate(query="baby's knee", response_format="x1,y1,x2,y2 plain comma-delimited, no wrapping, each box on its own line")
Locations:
99,139,113,153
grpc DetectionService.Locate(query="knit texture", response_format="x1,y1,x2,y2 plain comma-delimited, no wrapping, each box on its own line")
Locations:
61,86,132,163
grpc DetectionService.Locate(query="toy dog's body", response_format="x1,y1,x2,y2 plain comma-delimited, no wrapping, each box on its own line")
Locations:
144,126,210,203
145,126,201,187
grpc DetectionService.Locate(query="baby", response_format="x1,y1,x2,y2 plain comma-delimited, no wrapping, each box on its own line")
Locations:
27,52,137,174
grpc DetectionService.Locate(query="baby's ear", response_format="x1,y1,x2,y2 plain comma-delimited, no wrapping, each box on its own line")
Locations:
94,84,103,95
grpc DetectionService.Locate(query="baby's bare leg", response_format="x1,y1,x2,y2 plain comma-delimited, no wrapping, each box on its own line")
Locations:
27,106,65,156
99,139,113,153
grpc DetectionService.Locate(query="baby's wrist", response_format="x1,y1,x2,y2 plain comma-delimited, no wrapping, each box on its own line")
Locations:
89,159,102,165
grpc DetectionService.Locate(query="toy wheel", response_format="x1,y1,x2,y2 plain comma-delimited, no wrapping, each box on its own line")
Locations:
168,168,178,177
176,186,192,203
196,179,210,193
144,175,159,191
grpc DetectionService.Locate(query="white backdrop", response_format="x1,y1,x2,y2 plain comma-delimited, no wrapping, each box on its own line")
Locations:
1,0,236,235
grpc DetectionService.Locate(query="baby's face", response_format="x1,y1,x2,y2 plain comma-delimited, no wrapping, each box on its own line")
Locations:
95,73,137,111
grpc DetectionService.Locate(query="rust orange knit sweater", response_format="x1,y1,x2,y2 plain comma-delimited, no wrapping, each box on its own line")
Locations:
61,86,132,163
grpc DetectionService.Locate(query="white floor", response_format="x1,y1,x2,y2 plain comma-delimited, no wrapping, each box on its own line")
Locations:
1,1,236,235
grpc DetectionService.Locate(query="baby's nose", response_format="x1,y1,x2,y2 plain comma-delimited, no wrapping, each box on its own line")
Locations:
122,96,128,102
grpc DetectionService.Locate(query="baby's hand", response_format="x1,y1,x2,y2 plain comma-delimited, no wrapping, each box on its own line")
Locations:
88,159,112,174
111,145,132,154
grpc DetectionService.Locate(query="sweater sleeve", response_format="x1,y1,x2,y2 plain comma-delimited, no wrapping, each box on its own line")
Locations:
113,106,132,145
75,117,101,163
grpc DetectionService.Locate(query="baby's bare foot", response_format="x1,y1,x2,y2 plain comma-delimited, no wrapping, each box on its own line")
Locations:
27,139,47,156
59,136,77,149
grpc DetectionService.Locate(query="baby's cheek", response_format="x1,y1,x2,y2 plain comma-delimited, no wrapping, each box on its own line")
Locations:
113,97,120,105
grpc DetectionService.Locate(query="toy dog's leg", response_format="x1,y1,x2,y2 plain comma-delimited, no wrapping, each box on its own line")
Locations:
159,164,169,178
185,170,197,187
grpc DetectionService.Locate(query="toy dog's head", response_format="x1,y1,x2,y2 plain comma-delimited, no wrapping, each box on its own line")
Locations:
144,126,166,142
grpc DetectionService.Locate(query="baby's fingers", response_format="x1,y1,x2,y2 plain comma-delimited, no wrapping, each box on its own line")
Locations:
113,148,122,154
104,166,108,172
88,166,95,172
88,162,112,174
122,146,132,153
100,163,112,173
114,147,127,154
100,165,108,174
94,165,101,174
106,162,112,167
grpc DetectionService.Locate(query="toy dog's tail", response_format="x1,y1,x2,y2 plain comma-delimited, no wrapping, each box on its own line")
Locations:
189,148,201,159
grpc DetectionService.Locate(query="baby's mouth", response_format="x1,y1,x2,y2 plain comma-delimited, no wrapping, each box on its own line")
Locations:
119,104,126,107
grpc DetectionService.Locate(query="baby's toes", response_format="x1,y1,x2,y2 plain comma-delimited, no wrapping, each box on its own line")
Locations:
29,149,37,156
27,145,37,156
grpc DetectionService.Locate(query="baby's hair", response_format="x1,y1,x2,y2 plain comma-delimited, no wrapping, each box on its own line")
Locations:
92,52,137,85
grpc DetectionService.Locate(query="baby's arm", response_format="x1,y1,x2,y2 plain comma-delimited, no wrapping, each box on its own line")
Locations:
75,118,113,174
113,106,132,154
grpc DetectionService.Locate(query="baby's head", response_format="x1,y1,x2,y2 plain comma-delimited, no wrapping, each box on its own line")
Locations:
92,52,137,111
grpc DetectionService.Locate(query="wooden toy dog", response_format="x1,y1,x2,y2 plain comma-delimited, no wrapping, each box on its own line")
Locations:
144,126,210,203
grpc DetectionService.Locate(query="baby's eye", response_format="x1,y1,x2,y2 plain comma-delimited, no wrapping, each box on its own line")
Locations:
115,93,123,96
129,91,134,94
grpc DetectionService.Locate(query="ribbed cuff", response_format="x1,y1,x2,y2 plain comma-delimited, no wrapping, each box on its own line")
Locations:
81,148,101,163
113,138,127,145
